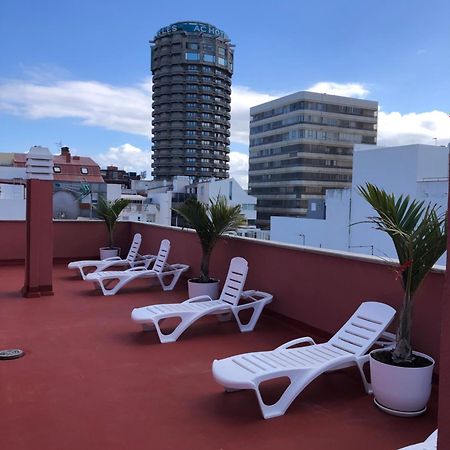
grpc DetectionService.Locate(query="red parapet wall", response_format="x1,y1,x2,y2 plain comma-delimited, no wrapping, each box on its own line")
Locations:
0,220,446,366
53,221,132,261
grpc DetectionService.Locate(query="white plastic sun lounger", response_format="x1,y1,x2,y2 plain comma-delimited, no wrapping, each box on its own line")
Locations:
398,430,438,450
212,301,396,419
68,233,155,280
131,257,273,343
85,239,187,296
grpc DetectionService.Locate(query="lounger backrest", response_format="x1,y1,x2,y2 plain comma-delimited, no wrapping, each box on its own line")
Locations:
327,301,396,356
126,234,142,263
152,239,171,273
219,257,248,305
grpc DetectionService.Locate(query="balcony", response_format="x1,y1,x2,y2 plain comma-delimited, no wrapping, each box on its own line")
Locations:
0,219,448,449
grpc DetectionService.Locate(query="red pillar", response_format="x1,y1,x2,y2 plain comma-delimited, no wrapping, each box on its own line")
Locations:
22,146,54,298
437,154,450,447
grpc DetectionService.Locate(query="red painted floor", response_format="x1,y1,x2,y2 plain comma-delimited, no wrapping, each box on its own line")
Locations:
0,264,437,450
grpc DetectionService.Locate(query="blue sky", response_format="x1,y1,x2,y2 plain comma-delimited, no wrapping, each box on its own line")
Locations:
1,0,449,184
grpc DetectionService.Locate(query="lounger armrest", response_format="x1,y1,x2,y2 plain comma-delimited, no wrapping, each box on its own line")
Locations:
375,331,396,348
103,256,122,261
125,266,149,272
184,295,214,304
162,264,189,273
239,290,273,305
276,337,316,350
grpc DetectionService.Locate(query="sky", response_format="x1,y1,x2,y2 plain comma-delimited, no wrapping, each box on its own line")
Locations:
1,0,450,187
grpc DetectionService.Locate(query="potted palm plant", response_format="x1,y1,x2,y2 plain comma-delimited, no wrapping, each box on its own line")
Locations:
94,196,130,259
359,183,447,416
174,195,245,298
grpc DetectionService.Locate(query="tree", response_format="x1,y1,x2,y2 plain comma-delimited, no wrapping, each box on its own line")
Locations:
358,183,447,363
174,196,245,282
94,197,130,249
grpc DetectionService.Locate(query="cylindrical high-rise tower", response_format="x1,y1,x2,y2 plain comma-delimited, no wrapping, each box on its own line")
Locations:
151,21,233,181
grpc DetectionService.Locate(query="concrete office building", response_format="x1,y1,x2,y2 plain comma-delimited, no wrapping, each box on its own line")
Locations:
248,91,378,228
151,21,233,181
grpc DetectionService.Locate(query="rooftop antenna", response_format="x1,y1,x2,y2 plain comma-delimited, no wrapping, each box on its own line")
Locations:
55,140,63,150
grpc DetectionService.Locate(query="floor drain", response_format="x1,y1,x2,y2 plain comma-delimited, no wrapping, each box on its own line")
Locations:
0,349,25,360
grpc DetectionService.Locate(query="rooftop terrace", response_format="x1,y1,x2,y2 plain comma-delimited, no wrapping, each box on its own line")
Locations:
0,262,439,450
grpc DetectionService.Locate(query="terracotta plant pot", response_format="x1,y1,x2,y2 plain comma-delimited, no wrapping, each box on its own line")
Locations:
188,278,220,299
370,348,434,416
99,247,120,260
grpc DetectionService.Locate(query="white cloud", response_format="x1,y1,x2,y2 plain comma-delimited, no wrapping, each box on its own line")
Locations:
230,86,278,145
377,110,450,147
95,144,151,175
307,81,370,99
0,78,152,136
229,151,250,189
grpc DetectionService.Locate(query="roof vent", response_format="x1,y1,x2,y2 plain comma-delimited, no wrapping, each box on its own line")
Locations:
26,146,53,180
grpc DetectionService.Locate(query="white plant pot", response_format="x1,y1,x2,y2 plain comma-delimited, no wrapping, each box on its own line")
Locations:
188,279,220,299
99,247,120,260
370,349,435,416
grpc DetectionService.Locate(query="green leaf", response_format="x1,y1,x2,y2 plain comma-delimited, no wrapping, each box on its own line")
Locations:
173,195,245,281
93,197,130,248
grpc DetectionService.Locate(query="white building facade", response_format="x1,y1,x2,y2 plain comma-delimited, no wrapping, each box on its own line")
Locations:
271,144,449,263
194,177,256,225
0,166,26,220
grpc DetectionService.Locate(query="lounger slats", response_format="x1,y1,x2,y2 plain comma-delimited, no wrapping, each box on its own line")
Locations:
126,235,142,263
229,343,348,377
219,259,248,305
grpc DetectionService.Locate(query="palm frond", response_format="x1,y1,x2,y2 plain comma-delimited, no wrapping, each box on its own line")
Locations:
173,195,245,281
93,197,130,248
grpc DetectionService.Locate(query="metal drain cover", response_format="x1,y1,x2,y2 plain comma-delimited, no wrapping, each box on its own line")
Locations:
0,349,24,360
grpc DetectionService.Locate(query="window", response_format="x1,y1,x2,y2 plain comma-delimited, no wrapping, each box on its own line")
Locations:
80,167,89,175
186,148,196,154
203,54,215,63
218,47,226,56
186,52,199,61
186,139,197,144
186,158,196,163
218,57,227,66
187,43,199,50
186,121,197,127
53,166,61,173
202,66,212,73
187,65,198,71
201,140,211,145
185,130,196,136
